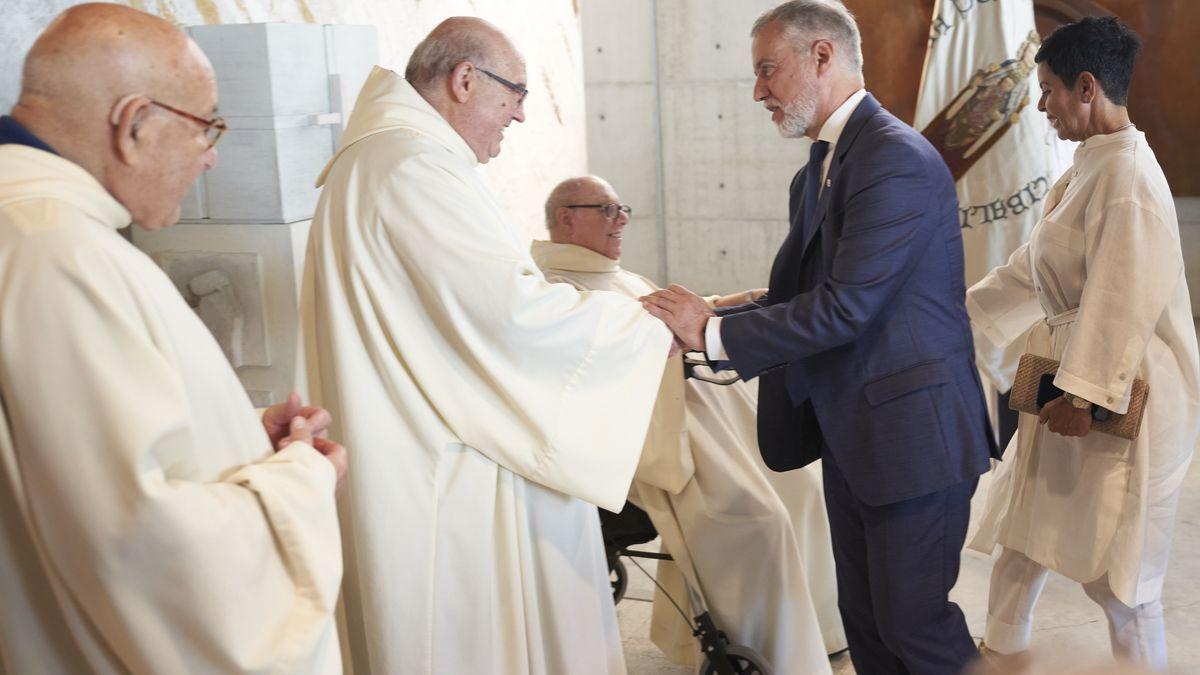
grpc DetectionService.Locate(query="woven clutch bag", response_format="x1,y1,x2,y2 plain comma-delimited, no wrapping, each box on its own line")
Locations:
1008,353,1149,441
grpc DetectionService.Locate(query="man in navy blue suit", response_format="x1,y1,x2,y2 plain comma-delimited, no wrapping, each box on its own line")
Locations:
643,2,999,673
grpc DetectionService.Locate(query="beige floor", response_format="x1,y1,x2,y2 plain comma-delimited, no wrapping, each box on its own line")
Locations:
619,452,1200,674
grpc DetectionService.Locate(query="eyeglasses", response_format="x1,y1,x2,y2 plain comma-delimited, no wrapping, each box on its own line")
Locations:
475,66,529,106
149,99,227,149
565,203,632,220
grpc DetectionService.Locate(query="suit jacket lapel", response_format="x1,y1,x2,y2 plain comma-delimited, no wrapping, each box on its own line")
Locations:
798,93,881,258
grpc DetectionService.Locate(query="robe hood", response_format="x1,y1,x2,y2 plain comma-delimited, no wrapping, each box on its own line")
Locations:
0,145,131,229
529,240,622,274
316,66,477,187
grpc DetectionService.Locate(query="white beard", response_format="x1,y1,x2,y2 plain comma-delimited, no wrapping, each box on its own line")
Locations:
777,85,818,139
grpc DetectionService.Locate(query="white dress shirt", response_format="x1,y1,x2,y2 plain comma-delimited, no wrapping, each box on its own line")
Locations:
705,88,869,360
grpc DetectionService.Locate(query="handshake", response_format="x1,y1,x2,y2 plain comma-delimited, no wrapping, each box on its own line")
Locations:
640,284,767,354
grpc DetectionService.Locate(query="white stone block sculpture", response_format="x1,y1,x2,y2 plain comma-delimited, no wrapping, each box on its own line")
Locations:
179,22,379,224
134,221,312,405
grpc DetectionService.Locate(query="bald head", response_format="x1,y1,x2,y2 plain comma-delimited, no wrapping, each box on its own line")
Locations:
545,176,610,231
545,176,628,260
403,17,527,164
405,17,519,94
20,3,214,126
11,4,220,231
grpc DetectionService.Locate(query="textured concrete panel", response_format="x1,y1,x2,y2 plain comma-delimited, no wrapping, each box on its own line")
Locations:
660,81,807,222
582,0,656,84
655,0,778,83
585,83,660,220
664,218,787,295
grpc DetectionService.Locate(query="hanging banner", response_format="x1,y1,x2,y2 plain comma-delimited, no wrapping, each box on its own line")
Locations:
915,0,1074,286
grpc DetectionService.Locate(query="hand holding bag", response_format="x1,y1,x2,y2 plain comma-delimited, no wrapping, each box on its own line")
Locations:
1008,353,1149,441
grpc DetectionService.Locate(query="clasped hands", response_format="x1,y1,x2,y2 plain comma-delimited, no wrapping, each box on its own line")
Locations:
640,284,717,354
262,391,348,491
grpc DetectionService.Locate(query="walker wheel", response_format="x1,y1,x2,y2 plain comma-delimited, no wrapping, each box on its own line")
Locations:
610,558,628,604
700,644,774,675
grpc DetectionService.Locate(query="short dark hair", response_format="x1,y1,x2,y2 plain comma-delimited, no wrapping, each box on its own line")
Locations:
1035,16,1141,106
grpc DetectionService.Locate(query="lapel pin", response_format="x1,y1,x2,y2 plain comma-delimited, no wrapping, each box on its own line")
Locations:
825,178,832,188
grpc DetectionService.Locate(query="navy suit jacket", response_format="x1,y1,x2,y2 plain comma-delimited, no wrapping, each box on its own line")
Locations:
720,94,998,506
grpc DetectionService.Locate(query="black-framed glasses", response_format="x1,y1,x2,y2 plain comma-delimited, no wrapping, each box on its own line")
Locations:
149,99,227,149
565,203,632,220
475,66,529,106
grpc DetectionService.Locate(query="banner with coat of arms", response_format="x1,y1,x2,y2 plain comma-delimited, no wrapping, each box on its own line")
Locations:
915,0,1074,287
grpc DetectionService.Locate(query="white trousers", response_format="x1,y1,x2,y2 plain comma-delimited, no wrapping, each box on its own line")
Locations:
984,547,1167,670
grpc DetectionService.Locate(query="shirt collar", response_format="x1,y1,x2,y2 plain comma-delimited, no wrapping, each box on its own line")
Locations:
530,240,622,273
0,115,58,155
816,88,868,146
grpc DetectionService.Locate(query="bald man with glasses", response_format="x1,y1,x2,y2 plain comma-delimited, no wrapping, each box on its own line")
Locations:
535,175,846,673
302,17,674,675
0,4,347,673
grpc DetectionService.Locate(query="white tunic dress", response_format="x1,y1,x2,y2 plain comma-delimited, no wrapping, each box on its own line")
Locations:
966,126,1200,607
302,68,672,675
0,146,343,674
533,240,841,673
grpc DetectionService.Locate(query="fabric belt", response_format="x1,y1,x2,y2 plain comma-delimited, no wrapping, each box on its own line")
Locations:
1045,307,1079,327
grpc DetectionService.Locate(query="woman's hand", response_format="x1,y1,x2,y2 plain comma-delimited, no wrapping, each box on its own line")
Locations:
1039,396,1093,437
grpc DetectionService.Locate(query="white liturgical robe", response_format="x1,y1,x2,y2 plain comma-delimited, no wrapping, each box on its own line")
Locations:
533,240,840,673
0,146,343,673
301,67,672,675
967,126,1200,608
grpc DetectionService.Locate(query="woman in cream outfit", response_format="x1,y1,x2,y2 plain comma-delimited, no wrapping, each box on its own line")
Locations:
967,17,1200,670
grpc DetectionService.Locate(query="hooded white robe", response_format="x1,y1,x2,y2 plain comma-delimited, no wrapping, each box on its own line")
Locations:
301,67,672,675
0,145,343,674
532,240,839,673
966,126,1200,608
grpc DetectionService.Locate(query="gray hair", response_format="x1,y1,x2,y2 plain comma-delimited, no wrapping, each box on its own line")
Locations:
751,0,863,73
404,22,493,91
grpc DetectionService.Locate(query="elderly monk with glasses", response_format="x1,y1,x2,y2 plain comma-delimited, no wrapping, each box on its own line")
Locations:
302,16,675,675
0,4,348,673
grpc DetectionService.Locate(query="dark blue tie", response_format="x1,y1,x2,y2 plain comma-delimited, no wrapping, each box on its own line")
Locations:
801,140,830,242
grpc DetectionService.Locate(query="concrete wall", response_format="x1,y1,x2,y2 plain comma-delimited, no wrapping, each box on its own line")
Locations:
582,0,807,294
0,0,587,239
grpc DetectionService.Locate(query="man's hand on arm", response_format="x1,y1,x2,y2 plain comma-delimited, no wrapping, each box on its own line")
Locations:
263,391,348,492
639,284,714,352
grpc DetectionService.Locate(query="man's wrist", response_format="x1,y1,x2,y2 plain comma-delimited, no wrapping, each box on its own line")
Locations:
704,316,729,361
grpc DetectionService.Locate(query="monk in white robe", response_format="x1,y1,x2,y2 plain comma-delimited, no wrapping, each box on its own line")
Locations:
532,175,842,673
0,5,346,673
968,18,1199,669
301,19,671,675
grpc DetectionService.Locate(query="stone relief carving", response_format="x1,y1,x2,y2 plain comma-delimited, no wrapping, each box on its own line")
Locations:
155,251,271,369
187,269,247,367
